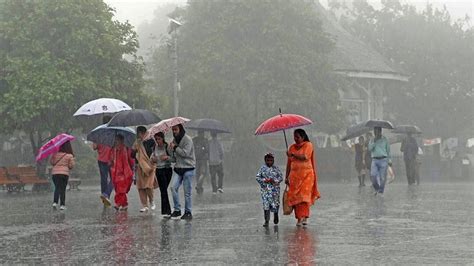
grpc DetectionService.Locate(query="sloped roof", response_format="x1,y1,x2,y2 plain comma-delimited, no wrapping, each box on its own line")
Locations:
314,2,408,81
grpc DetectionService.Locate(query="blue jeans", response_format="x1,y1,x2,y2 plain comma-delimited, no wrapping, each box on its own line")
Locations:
98,161,113,198
172,169,195,213
371,158,388,193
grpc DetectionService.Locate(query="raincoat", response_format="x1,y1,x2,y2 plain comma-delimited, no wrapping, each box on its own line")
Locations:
110,145,134,207
256,165,283,212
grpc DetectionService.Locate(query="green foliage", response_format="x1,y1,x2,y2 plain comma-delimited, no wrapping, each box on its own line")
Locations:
149,0,344,136
0,0,150,154
331,0,474,138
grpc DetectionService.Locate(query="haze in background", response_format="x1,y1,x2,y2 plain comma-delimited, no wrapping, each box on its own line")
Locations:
105,0,473,28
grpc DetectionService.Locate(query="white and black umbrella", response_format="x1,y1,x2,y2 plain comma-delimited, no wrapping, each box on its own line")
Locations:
107,109,161,127
73,98,131,116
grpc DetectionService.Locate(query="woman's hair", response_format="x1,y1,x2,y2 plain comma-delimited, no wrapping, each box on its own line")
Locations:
137,126,147,135
59,141,74,156
264,153,274,160
116,134,125,142
154,132,167,145
294,128,310,142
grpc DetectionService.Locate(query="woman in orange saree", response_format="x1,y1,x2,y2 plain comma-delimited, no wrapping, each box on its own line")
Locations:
285,129,320,226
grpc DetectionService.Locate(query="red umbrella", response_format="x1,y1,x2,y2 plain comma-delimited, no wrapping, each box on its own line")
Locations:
255,110,313,148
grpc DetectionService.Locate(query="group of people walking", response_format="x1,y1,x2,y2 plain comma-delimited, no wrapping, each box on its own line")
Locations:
93,123,198,220
88,117,226,220
49,118,410,227
353,128,420,191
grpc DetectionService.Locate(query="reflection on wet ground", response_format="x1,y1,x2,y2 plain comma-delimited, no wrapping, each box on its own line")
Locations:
0,182,473,264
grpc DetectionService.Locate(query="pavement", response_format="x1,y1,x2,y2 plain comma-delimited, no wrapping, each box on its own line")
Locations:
0,181,473,264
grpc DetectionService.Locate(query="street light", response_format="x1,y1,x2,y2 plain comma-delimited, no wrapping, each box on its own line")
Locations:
168,17,182,117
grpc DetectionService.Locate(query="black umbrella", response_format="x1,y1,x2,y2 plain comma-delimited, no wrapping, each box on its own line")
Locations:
107,109,161,127
341,122,371,141
392,125,422,134
364,119,394,129
186,118,231,133
87,125,136,147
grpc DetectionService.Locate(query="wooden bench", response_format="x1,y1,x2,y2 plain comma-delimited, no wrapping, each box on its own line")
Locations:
68,178,81,190
0,167,24,192
6,166,50,192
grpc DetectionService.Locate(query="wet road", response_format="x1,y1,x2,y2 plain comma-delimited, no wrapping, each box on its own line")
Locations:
1,181,473,264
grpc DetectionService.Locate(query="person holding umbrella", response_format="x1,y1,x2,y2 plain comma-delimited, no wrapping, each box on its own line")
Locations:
400,133,419,185
369,127,392,196
168,124,196,220
209,131,225,194
285,129,320,226
110,134,134,211
151,132,174,218
93,115,114,207
50,141,75,210
193,130,209,195
133,126,157,212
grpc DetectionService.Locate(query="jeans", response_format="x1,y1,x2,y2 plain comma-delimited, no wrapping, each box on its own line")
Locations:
52,174,69,206
209,163,224,192
98,161,113,197
156,168,173,215
172,169,194,214
371,158,388,193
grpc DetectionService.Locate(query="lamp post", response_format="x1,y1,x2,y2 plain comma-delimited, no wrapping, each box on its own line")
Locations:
168,18,182,117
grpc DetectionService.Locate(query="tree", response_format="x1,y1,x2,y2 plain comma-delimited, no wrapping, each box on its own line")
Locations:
330,0,474,138
149,0,344,176
150,0,344,132
0,0,151,161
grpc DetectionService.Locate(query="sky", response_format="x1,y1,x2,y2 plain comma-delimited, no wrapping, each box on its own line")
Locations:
104,0,473,28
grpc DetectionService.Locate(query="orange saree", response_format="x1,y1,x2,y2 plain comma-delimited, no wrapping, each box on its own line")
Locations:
286,141,320,208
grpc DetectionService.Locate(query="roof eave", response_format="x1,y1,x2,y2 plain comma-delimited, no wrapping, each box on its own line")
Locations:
334,70,409,82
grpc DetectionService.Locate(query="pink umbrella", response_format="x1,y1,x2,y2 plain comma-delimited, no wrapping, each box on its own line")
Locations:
145,117,190,140
35,133,75,162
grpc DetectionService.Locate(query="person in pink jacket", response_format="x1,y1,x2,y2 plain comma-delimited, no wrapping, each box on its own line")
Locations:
50,141,75,210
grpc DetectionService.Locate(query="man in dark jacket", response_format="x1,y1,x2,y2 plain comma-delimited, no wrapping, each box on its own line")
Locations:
193,130,209,195
401,133,419,185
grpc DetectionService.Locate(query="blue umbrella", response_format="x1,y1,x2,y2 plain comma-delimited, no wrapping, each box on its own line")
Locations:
87,124,136,147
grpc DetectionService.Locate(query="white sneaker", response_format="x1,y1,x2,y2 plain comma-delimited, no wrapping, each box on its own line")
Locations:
217,188,224,193
151,204,156,210
59,205,66,211
162,214,171,219
52,203,58,209
140,207,149,212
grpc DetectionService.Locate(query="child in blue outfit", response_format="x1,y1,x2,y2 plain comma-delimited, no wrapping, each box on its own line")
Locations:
256,153,283,227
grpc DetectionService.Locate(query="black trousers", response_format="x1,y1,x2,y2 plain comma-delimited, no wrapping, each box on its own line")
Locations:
405,159,417,185
195,160,209,189
209,164,224,192
52,174,69,206
156,168,173,215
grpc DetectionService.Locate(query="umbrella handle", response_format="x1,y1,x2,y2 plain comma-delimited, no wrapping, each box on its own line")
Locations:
279,108,288,149
283,130,288,150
